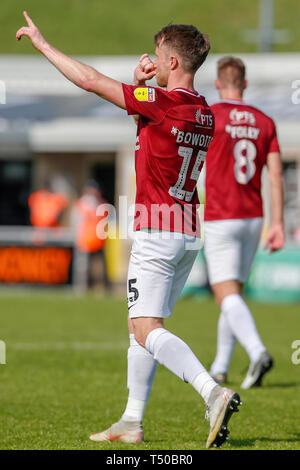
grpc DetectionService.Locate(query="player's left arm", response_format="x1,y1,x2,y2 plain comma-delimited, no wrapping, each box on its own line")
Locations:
264,151,285,253
16,11,126,109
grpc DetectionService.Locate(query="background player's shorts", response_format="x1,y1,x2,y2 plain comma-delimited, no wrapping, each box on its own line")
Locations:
127,229,199,318
204,217,263,285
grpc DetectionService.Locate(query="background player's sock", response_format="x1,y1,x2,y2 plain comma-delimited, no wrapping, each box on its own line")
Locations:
221,294,266,364
121,334,158,423
145,328,217,403
210,310,236,376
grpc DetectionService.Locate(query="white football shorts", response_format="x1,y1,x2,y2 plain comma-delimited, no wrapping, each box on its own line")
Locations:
204,217,263,285
127,229,199,318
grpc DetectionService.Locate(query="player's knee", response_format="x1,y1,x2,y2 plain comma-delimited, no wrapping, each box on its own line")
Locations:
131,317,164,348
212,280,241,306
130,319,146,347
133,331,146,348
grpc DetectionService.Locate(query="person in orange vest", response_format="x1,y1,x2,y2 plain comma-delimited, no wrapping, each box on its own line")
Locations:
71,180,110,290
28,181,69,228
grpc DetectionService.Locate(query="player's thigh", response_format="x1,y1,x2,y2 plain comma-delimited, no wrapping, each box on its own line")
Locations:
240,217,263,283
204,220,243,285
168,236,199,313
127,232,183,319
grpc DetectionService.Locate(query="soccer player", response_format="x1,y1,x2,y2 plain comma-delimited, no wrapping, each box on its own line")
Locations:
204,57,285,389
17,13,242,448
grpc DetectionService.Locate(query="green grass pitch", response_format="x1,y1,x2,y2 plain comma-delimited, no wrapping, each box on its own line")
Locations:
0,292,299,450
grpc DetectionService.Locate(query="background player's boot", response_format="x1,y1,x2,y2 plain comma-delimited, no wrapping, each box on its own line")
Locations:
212,373,228,385
205,385,241,448
241,351,273,389
89,419,144,443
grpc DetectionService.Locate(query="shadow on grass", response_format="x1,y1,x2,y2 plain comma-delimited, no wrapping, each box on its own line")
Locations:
264,382,300,389
230,434,300,448
228,381,300,389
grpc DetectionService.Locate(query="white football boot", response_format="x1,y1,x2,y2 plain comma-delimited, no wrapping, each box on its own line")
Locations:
89,419,144,443
241,351,273,389
205,385,241,448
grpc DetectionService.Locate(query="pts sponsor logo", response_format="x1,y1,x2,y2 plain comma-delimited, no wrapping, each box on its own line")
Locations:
195,109,213,128
229,108,256,125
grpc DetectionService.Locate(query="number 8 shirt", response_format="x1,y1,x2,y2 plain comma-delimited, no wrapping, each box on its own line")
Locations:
204,100,280,221
122,85,214,236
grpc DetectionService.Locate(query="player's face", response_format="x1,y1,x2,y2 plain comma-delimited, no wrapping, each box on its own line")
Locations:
154,41,170,88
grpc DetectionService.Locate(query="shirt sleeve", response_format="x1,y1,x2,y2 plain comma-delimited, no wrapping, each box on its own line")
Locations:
122,84,169,122
267,119,281,154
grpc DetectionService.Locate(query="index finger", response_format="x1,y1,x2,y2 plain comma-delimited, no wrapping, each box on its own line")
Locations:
139,53,151,63
23,11,34,26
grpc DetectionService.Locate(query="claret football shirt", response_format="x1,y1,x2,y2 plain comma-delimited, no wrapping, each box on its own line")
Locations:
204,100,280,221
122,84,214,236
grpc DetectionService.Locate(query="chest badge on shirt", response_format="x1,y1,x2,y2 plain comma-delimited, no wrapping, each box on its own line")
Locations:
134,87,156,102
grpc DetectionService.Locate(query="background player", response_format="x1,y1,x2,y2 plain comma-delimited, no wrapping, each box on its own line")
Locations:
204,56,285,389
17,14,242,447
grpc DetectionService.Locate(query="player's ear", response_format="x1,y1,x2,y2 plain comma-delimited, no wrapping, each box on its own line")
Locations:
243,79,248,90
215,79,221,90
170,55,179,70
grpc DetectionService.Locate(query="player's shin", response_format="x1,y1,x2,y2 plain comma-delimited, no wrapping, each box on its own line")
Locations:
145,328,217,403
122,334,158,423
221,294,266,363
210,311,236,378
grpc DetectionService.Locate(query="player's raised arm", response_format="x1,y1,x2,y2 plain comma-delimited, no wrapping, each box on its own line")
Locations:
16,11,126,109
264,151,285,253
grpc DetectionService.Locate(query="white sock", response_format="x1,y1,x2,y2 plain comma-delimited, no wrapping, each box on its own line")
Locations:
122,334,158,423
192,372,218,404
210,311,236,376
122,397,148,423
221,294,266,364
145,328,210,390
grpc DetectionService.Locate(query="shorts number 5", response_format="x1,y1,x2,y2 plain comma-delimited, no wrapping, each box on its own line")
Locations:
128,278,139,303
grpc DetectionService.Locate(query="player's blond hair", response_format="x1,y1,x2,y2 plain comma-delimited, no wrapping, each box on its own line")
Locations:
217,56,246,91
154,24,210,74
